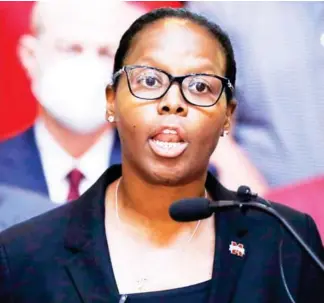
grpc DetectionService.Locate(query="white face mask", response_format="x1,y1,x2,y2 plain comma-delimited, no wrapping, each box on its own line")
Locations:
32,55,112,133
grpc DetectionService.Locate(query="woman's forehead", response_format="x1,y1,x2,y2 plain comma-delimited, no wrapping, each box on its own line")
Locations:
124,18,226,76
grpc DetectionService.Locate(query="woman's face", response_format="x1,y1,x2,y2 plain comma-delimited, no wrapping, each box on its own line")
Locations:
106,18,236,185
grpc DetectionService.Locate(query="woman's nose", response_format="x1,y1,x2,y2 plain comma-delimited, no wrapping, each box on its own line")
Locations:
157,84,188,116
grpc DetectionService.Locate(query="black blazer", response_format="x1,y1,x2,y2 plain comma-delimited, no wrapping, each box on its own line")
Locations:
0,165,323,303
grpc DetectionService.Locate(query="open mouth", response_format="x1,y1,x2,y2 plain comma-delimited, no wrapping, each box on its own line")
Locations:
148,128,189,158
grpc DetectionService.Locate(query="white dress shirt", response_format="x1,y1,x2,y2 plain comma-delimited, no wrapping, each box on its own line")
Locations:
34,119,114,204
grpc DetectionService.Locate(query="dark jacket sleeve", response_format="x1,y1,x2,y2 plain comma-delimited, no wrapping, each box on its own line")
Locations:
0,239,13,303
298,214,324,302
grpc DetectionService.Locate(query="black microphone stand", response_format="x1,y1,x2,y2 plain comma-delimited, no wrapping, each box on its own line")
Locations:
235,186,324,273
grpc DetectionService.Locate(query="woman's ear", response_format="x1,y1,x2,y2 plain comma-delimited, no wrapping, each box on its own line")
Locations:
223,98,237,134
226,98,237,117
105,84,116,123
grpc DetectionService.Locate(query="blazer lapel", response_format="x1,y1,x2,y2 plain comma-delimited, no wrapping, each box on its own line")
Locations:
64,251,109,303
205,172,251,303
205,172,283,303
64,165,122,303
209,210,251,303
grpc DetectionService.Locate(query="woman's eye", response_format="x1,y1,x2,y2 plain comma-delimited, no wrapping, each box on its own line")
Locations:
189,81,210,93
138,75,160,88
145,76,157,87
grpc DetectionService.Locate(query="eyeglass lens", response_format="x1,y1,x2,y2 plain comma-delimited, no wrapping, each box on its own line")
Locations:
126,66,224,106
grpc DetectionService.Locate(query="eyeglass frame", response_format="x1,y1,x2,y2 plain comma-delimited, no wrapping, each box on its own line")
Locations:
112,65,234,108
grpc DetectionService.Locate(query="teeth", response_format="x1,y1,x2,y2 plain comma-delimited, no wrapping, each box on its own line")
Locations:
152,140,182,149
162,129,177,134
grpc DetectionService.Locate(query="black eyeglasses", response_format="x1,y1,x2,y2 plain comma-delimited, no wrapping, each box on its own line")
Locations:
112,65,234,107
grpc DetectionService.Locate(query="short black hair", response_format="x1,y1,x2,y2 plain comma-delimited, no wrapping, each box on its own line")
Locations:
113,7,236,101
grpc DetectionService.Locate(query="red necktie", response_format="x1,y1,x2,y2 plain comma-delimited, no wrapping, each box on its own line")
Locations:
66,169,84,202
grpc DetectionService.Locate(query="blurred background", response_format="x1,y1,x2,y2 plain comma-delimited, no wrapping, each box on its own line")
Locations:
0,1,323,241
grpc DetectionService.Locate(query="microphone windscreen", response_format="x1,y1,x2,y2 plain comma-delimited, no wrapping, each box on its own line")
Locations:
169,198,212,222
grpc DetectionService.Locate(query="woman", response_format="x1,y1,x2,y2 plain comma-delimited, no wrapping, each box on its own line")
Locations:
0,8,323,303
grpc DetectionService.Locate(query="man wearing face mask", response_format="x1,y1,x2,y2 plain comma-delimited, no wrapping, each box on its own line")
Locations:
0,1,147,204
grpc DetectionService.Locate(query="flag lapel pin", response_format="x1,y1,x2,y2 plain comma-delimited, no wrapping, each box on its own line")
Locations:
229,241,245,257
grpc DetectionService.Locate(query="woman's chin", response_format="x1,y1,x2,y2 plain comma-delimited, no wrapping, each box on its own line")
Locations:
144,161,198,186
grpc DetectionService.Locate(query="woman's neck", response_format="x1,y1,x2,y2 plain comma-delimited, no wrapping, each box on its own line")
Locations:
110,163,208,245
121,164,207,221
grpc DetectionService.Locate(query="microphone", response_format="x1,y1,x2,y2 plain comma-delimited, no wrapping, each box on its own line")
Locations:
169,188,324,273
169,185,272,222
169,185,259,222
169,198,239,222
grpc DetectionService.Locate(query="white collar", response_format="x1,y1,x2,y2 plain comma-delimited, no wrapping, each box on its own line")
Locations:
34,118,114,203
